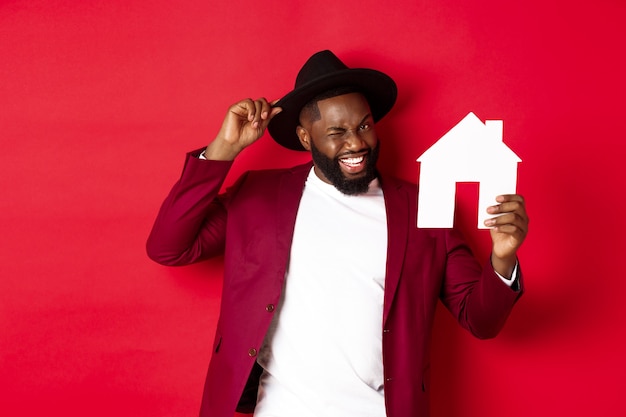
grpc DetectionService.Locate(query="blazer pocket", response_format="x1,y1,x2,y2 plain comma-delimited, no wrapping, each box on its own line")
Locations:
421,364,431,392
212,332,222,354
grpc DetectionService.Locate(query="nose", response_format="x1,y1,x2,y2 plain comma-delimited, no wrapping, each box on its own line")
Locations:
344,129,366,149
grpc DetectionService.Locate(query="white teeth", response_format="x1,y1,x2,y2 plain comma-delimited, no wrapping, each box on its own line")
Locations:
340,156,364,165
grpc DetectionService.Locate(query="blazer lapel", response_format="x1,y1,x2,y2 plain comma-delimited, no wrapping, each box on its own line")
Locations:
274,162,314,262
381,176,409,325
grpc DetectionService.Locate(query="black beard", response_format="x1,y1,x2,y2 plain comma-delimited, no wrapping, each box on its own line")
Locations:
310,141,380,195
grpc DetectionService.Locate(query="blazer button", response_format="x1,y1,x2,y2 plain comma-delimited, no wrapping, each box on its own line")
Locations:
248,348,257,357
265,304,275,312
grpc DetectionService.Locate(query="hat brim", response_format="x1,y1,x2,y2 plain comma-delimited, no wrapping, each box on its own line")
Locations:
267,68,397,151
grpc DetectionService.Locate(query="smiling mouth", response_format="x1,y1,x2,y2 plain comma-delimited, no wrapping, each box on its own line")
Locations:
339,155,365,167
338,153,368,175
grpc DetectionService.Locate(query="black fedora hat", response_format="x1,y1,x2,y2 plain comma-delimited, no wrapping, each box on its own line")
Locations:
267,50,397,151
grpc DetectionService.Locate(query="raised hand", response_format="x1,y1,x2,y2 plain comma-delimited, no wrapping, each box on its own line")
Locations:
205,97,282,161
484,194,529,278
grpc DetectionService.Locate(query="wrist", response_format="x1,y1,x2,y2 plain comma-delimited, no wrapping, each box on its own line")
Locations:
204,138,242,161
491,253,517,279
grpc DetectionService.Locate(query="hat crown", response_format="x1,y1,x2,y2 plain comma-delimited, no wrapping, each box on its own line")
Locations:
295,50,349,88
269,49,397,151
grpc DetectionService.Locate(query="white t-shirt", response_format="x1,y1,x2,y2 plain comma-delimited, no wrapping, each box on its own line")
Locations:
255,168,389,417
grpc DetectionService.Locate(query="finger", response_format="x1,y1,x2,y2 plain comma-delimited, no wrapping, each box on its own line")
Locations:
258,97,272,120
486,212,517,226
230,99,254,119
490,223,525,236
249,98,265,128
269,105,282,118
496,194,525,204
267,98,283,121
487,201,526,216
256,98,282,129
485,212,528,234
488,195,526,215
233,99,257,124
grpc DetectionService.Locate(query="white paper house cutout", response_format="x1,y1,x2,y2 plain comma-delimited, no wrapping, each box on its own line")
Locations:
416,112,521,229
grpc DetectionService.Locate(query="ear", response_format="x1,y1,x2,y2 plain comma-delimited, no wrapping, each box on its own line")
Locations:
296,126,311,151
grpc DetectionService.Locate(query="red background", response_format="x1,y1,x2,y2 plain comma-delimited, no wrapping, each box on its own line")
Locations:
1,0,625,416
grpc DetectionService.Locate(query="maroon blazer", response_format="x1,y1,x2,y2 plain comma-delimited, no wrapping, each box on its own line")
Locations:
146,151,523,417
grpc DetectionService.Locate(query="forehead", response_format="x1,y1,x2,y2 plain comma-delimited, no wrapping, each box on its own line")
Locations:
315,92,371,124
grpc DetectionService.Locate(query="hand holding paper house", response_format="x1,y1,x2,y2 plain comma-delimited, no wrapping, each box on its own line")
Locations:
416,112,521,229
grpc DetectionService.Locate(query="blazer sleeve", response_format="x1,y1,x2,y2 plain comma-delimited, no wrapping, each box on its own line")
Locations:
440,229,524,339
146,150,234,266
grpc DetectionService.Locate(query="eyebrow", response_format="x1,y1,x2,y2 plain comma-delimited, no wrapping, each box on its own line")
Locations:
325,113,372,132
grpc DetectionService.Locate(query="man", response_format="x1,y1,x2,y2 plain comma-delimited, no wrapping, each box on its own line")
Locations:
146,50,528,417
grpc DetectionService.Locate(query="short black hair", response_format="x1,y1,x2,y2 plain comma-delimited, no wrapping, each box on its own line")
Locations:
298,86,361,125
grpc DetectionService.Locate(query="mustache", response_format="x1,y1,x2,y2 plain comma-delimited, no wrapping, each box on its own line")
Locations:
335,148,371,160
